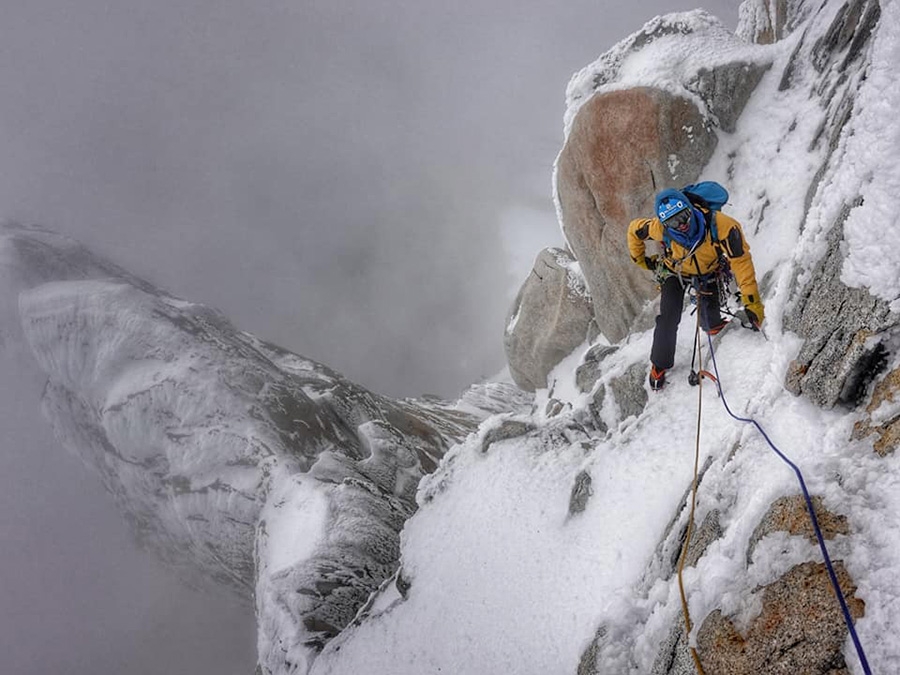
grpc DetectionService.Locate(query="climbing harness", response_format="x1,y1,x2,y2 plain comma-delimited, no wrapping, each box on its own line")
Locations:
677,321,873,675
686,271,741,386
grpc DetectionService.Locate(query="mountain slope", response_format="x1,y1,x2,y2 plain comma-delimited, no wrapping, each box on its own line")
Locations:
0,224,531,674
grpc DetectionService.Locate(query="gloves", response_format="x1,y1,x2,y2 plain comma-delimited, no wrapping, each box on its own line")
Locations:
634,255,658,271
744,298,765,328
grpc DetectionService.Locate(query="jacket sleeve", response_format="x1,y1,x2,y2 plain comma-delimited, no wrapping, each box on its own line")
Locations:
627,218,660,269
717,214,760,303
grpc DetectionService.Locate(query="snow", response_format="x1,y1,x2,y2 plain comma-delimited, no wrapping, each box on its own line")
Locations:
260,469,329,575
313,302,900,673
838,0,900,309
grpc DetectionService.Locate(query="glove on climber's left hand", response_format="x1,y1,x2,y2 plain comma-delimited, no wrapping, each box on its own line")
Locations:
744,299,765,329
634,255,658,271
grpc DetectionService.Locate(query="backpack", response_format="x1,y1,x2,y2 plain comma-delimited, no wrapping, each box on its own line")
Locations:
681,181,728,241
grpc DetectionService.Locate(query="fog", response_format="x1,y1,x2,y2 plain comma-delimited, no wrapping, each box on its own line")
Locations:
0,1,740,672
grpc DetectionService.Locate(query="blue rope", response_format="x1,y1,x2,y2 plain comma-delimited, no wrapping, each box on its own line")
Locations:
705,333,872,675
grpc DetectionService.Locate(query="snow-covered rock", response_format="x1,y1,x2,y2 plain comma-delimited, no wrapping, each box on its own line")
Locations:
0,223,529,673
308,1,900,674
504,247,594,391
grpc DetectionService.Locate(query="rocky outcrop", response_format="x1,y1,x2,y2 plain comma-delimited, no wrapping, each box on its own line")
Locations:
645,490,859,675
504,247,594,391
697,561,864,674
0,223,512,675
747,494,850,564
784,209,896,408
608,362,650,423
575,344,620,394
555,87,715,344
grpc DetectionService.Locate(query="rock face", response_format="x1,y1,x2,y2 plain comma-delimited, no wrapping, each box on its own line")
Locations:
781,0,897,409
0,224,525,674
783,205,895,409
503,247,594,391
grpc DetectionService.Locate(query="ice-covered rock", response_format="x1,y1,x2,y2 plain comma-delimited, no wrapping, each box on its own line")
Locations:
0,223,520,674
503,247,594,391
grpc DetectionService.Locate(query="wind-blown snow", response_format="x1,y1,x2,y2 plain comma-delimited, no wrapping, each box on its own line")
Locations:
839,0,900,309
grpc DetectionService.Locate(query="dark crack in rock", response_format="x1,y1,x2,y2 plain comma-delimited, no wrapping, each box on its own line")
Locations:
812,0,881,74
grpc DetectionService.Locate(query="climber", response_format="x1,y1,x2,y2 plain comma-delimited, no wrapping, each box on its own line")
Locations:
627,185,764,391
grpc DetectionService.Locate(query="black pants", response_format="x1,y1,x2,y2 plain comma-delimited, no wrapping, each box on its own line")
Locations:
650,275,723,370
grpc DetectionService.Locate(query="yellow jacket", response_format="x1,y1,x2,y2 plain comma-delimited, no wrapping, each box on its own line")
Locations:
627,209,761,308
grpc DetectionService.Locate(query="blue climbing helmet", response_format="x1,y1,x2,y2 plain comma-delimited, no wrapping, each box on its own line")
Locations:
655,188,704,249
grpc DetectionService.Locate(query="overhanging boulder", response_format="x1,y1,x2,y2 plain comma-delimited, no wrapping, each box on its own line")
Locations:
555,87,716,342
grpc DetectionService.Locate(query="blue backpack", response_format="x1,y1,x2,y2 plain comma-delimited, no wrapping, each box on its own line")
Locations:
682,181,728,241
